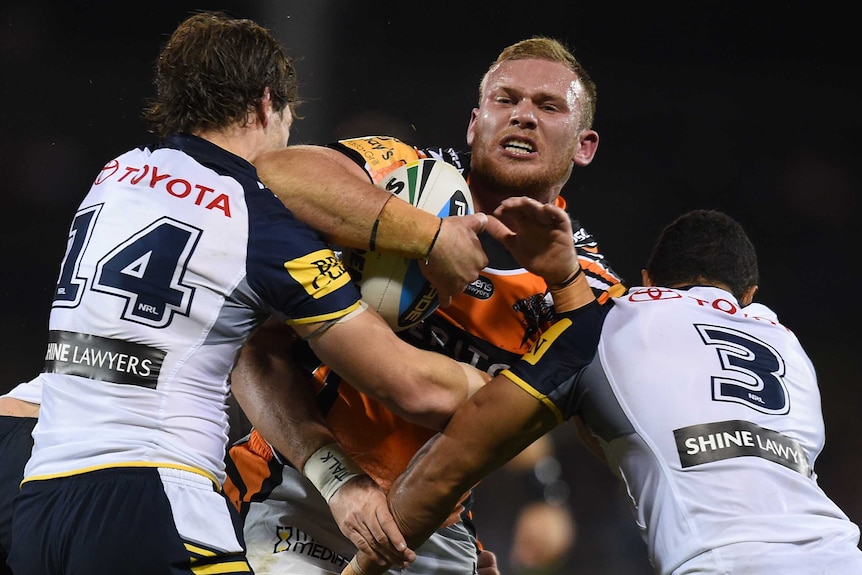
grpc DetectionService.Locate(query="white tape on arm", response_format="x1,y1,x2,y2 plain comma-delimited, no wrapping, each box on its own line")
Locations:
303,443,367,502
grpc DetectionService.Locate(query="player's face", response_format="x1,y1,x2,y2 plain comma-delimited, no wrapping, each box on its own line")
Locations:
467,59,594,203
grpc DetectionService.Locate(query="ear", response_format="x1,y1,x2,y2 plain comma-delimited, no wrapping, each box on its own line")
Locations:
641,268,652,286
465,108,480,147
256,87,274,126
741,285,758,306
572,129,599,167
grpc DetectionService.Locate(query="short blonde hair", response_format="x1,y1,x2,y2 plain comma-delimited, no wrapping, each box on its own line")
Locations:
480,37,596,131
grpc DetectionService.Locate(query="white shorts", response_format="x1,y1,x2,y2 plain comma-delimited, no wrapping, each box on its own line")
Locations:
243,464,479,575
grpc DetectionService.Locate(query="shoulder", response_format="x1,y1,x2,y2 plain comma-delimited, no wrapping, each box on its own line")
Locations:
328,136,420,183
328,136,470,184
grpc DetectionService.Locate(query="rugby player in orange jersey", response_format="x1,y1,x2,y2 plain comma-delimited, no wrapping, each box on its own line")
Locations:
225,37,624,575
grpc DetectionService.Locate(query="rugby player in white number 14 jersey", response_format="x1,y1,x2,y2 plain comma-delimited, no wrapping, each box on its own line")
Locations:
6,12,493,575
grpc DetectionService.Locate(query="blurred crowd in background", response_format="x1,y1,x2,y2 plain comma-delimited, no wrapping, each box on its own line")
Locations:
2,2,858,573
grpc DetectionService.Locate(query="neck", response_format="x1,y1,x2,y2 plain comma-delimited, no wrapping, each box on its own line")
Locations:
469,177,559,213
194,126,259,164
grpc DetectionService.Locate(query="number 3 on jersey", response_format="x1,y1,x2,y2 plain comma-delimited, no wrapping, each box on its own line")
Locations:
54,204,201,328
695,323,790,415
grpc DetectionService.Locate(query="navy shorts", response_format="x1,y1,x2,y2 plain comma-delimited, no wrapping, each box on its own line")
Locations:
9,466,253,575
0,415,36,575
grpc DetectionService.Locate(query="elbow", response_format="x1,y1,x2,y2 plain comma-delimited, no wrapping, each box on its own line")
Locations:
383,381,463,431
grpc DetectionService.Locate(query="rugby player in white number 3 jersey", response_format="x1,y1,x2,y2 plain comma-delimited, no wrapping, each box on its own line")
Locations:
346,207,862,575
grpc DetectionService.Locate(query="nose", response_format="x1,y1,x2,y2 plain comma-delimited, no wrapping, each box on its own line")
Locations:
510,101,538,128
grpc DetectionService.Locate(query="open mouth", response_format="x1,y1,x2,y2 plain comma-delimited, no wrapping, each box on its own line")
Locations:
503,139,535,155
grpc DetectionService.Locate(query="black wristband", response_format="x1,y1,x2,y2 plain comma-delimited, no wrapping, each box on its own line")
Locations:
423,218,443,263
369,195,395,252
550,266,584,289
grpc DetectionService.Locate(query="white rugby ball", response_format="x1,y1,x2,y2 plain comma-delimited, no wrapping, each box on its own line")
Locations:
342,159,473,332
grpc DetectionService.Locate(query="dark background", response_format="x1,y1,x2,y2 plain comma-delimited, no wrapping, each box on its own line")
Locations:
2,2,859,573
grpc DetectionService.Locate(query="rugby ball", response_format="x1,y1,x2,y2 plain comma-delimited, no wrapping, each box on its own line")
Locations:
341,159,473,332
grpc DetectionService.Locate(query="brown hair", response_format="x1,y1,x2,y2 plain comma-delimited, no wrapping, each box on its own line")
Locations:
143,11,299,138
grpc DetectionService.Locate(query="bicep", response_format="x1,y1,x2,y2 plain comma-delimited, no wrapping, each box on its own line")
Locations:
427,376,559,487
303,306,470,428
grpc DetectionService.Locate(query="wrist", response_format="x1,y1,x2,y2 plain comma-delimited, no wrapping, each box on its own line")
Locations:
549,266,583,289
549,268,594,313
371,195,440,258
422,218,443,263
303,443,366,502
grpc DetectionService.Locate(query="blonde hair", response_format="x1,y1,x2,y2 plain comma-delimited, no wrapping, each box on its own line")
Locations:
480,36,596,131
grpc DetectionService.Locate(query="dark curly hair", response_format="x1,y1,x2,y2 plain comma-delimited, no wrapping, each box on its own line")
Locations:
143,11,299,138
646,209,759,301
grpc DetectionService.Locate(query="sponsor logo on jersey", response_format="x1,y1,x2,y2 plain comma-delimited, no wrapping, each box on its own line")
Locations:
674,419,811,476
284,249,351,298
340,136,413,183
96,159,232,217
464,275,494,300
44,330,164,388
272,525,349,569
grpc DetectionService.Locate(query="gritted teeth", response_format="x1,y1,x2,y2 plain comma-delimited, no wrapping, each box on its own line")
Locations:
503,139,534,154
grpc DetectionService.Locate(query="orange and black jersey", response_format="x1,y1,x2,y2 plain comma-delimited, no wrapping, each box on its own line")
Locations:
332,136,624,368
226,136,624,526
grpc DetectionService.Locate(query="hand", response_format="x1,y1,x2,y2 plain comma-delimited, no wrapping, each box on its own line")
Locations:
328,475,416,569
477,549,501,575
338,546,498,575
484,197,579,285
422,213,489,307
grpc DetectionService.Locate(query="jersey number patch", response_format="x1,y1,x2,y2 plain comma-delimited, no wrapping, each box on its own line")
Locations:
54,204,201,328
695,324,790,415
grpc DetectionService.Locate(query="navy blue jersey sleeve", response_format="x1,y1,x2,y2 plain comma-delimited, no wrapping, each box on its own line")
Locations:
244,185,361,325
500,300,607,422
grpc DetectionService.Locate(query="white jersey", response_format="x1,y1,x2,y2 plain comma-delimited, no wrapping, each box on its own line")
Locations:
506,285,862,574
25,134,361,487
1,378,42,404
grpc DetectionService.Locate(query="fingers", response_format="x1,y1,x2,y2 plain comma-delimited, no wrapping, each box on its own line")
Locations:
375,505,416,565
477,549,500,575
329,477,415,568
469,211,489,233
421,215,488,304
482,215,514,244
493,196,570,230
436,292,454,309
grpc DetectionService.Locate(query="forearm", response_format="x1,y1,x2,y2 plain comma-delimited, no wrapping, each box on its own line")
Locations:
0,396,40,417
255,145,439,258
309,308,488,430
346,379,557,575
229,318,333,469
390,379,556,539
548,266,595,313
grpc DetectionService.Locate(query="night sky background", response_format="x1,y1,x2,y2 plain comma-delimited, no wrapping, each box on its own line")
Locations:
2,2,859,573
